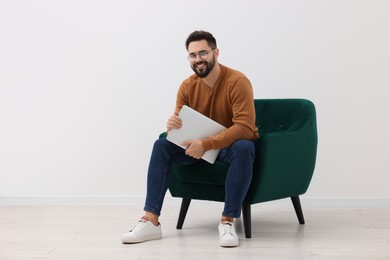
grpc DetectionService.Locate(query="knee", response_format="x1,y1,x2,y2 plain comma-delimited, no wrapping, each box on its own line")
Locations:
152,137,181,158
231,140,255,160
153,137,169,151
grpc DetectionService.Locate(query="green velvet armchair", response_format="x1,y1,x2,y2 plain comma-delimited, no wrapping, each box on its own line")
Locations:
165,99,318,238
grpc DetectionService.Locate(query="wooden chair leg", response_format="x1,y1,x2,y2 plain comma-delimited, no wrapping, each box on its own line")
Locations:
242,203,252,238
176,198,191,229
291,196,305,224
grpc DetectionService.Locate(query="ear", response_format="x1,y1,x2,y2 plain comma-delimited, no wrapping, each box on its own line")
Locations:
214,48,220,58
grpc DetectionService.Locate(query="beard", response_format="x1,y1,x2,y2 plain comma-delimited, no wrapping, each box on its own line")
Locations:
191,55,216,78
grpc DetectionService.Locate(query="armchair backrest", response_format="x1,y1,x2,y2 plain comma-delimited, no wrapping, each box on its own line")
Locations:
254,99,317,137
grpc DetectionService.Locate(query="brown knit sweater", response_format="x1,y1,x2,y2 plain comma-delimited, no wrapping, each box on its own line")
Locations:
175,64,259,151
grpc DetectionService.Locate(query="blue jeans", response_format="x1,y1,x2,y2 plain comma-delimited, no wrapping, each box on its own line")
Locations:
144,137,255,218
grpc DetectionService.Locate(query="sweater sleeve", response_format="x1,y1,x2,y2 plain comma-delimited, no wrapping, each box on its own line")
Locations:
201,77,259,150
174,81,188,113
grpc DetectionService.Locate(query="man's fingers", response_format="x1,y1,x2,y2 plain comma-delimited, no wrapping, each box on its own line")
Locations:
181,140,192,148
167,115,182,131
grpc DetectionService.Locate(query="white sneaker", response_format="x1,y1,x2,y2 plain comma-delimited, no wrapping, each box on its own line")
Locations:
121,219,162,244
218,221,239,247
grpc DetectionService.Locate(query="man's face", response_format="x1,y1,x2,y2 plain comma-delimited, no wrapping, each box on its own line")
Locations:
187,40,217,78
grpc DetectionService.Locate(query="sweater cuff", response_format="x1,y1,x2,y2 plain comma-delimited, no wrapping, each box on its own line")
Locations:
201,139,213,151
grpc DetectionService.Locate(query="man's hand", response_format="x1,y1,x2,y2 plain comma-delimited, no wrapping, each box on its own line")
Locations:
181,140,205,159
166,112,182,132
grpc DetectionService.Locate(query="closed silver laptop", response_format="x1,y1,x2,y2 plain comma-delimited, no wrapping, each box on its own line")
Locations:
167,105,226,164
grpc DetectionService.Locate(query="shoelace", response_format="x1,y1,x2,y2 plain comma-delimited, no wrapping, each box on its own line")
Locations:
129,218,148,232
221,221,233,234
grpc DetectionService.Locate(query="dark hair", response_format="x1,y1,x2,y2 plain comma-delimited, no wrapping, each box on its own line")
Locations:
185,30,217,50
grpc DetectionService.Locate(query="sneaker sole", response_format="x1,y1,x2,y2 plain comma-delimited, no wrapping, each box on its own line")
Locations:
121,233,162,244
219,240,239,247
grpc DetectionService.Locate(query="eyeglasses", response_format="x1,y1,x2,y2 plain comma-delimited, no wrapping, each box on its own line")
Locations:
187,48,215,62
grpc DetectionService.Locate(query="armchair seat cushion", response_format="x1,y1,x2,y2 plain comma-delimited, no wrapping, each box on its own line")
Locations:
173,161,229,185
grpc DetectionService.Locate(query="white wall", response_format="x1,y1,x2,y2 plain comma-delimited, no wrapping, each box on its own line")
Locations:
1,0,389,202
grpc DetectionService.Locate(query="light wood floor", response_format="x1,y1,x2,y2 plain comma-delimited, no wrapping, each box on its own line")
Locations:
1,201,390,260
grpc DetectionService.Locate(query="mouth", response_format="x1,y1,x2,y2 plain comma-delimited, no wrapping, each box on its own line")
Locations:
195,62,206,69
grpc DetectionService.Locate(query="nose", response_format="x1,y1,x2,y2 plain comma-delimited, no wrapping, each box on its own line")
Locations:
194,53,203,62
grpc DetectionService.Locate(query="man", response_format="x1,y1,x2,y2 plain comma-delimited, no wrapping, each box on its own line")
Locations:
122,30,259,247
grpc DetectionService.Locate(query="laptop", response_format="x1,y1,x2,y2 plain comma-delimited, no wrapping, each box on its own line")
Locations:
166,105,227,164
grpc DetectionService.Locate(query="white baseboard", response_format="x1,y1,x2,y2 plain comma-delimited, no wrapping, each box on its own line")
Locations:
0,195,181,206
0,196,389,208
301,197,390,208
0,195,149,205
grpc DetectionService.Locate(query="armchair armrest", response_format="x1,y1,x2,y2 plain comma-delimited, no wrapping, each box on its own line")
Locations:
246,120,317,204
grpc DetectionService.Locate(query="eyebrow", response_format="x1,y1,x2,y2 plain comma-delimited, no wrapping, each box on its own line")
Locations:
188,49,209,55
